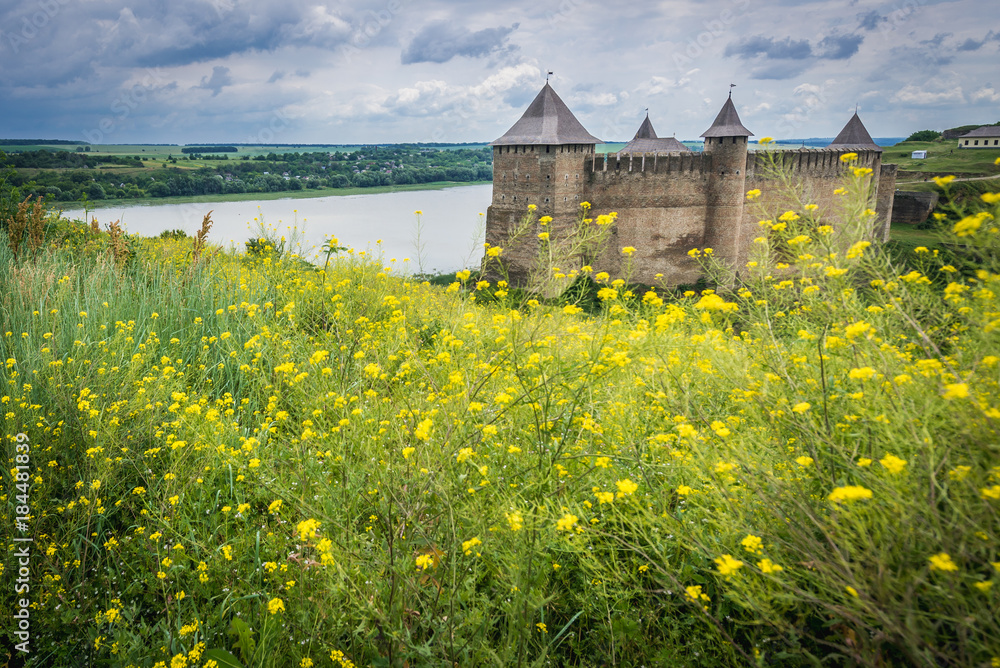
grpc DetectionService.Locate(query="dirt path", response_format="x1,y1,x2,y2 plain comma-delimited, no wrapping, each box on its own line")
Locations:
896,173,1000,186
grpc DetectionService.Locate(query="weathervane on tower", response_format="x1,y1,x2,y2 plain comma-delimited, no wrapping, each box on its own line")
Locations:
729,83,736,98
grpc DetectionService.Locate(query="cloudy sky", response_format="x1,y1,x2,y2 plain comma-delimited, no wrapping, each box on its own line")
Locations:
1,0,997,144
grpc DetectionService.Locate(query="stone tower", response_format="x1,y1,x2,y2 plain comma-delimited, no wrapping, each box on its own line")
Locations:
826,112,896,242
701,95,753,272
485,83,602,284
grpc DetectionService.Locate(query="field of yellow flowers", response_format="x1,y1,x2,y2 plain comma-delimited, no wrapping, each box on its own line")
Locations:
2,158,1000,668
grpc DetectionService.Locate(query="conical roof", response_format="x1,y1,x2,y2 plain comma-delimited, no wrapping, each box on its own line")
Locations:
700,96,753,138
619,137,690,154
635,113,657,139
491,83,603,146
827,113,881,150
619,113,691,153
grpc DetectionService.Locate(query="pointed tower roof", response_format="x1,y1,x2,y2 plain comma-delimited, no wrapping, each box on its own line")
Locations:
635,113,657,139
827,112,881,151
491,83,603,146
700,96,753,138
620,114,690,153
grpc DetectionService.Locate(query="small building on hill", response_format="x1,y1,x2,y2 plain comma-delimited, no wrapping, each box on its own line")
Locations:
958,126,1000,148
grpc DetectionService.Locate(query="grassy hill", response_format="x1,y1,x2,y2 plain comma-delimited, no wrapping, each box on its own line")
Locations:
885,139,1000,176
2,164,999,667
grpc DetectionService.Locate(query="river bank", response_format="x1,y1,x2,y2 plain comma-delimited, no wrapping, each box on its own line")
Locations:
61,183,494,274
55,180,491,213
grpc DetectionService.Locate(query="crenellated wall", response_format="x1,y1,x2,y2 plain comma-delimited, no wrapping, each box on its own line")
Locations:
736,147,890,270
484,144,897,287
581,152,714,283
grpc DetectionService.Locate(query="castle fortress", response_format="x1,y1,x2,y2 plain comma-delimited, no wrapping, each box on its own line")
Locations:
485,83,897,286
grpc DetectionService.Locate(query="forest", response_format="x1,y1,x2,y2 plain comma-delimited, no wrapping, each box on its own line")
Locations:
1,144,493,203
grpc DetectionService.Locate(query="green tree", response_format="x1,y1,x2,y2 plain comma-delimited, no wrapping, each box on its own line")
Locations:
905,130,942,142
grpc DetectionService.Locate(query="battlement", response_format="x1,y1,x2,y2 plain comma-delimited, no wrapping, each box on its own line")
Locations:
746,147,883,178
585,151,708,176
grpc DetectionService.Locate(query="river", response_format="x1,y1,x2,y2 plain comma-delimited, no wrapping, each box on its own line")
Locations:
60,184,493,274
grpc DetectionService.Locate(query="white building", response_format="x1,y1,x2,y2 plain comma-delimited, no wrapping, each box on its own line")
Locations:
958,126,1000,149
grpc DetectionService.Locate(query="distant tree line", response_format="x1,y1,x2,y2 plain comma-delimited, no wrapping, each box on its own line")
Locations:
181,146,238,154
0,139,83,146
905,130,942,142
905,122,1000,143
4,145,492,203
10,150,144,169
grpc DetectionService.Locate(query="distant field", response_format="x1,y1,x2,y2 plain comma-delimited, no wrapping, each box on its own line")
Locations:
884,140,1000,175
0,143,491,159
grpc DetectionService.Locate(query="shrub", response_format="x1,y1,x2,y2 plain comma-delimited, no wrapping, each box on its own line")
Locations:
905,130,942,142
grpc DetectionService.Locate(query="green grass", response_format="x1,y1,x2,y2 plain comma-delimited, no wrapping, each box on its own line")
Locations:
885,140,1000,176
888,222,946,256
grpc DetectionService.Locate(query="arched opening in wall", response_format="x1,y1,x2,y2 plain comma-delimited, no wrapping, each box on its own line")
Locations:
546,146,550,153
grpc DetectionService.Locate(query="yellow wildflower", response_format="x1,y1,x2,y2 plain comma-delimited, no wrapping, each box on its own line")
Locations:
615,478,638,498
880,454,907,474
928,553,959,572
556,514,579,532
943,383,969,400
741,534,763,554
715,554,743,577
828,485,873,503
758,559,783,574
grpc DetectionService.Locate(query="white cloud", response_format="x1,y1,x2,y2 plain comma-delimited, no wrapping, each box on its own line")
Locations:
1,0,998,142
891,84,965,105
970,86,1000,103
468,63,540,98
